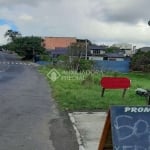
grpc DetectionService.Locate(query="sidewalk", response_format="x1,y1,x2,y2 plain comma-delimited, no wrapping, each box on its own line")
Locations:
69,112,107,150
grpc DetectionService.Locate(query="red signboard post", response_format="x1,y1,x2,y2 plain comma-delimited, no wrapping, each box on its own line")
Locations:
100,77,131,98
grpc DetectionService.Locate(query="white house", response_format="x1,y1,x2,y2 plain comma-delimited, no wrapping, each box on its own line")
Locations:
112,43,136,56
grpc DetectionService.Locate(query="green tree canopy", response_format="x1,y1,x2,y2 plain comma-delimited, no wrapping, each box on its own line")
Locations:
3,36,45,60
105,46,120,53
4,29,22,42
66,42,93,71
131,50,150,72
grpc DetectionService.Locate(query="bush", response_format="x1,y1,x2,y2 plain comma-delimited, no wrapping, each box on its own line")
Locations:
70,59,94,71
78,59,94,71
131,50,150,72
40,54,51,61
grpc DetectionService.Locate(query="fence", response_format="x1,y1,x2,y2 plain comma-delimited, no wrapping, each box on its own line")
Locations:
94,60,130,73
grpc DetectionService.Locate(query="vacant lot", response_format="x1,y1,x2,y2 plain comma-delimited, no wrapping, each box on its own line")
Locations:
39,66,150,111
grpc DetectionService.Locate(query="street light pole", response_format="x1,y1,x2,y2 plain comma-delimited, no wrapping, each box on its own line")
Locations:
32,47,35,62
85,39,88,60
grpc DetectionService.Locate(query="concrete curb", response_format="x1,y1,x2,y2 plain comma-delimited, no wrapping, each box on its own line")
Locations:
68,113,85,150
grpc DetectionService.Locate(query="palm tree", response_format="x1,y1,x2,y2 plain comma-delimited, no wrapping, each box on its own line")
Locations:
4,29,22,42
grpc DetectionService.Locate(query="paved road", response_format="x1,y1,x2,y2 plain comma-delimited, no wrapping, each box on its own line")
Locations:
0,52,78,150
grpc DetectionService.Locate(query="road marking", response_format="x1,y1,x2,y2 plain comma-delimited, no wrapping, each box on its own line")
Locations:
0,61,32,66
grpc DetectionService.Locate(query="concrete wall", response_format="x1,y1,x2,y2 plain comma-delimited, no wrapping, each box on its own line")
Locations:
89,56,103,61
43,37,76,50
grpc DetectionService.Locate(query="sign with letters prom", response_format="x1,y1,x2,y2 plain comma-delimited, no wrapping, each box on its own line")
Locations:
98,106,150,150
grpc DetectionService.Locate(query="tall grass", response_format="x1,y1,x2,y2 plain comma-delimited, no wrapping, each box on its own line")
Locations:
39,66,150,111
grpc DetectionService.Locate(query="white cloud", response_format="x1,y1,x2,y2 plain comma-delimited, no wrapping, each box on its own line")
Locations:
0,25,10,45
19,14,33,21
90,0,150,24
0,0,150,48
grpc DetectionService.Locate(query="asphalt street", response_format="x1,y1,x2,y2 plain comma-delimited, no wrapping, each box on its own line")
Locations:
0,51,78,150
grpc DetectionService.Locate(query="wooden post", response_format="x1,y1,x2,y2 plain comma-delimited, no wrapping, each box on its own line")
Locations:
148,95,150,105
122,89,127,98
101,88,105,97
98,111,113,150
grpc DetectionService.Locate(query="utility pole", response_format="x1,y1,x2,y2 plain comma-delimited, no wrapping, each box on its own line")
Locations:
32,47,35,62
85,39,88,60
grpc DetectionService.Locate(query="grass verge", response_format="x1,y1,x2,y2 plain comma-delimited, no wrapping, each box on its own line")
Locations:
39,66,150,111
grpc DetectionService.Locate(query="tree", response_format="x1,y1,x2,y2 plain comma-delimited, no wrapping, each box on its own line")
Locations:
3,36,46,60
131,50,150,72
105,46,120,53
67,42,93,71
4,29,22,42
68,42,86,58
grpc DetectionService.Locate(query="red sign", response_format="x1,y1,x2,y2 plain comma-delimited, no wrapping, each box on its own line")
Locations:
100,77,131,89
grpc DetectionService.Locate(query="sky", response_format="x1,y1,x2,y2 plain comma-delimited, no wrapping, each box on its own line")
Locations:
1,0,150,48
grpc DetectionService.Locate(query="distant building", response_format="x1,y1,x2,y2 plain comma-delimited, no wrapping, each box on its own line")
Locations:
89,45,108,56
76,39,91,44
89,53,126,61
113,43,132,49
49,47,68,58
112,43,136,56
42,37,76,50
138,47,150,52
89,56,103,61
103,53,125,61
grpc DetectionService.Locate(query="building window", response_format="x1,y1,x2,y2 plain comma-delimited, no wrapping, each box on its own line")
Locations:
103,57,108,60
93,49,102,55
